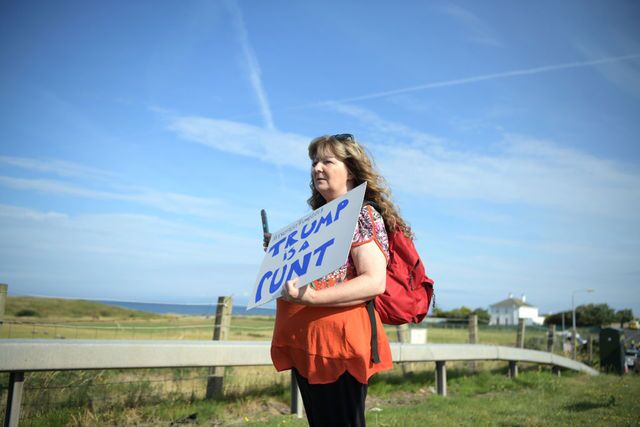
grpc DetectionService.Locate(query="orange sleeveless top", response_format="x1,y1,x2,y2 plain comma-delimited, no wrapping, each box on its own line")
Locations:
270,205,393,384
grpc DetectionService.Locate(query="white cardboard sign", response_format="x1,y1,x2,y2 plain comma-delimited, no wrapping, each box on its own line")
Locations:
247,182,367,310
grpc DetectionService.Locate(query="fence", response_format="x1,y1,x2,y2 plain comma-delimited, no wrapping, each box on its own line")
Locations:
0,339,598,426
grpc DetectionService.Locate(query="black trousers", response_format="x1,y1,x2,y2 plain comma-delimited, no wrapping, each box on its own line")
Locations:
293,369,368,427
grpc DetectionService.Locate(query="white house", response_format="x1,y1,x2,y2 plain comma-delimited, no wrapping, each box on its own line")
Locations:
489,294,545,326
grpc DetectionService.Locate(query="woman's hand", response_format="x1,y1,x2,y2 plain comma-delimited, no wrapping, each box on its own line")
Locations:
280,278,315,304
263,232,272,252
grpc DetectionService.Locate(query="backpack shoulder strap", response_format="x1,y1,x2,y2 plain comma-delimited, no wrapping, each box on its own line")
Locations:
367,300,380,363
363,200,382,363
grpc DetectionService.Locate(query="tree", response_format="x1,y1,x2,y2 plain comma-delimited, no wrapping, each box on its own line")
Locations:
545,303,617,327
472,308,490,324
544,311,571,326
615,309,634,328
576,304,615,327
431,306,489,323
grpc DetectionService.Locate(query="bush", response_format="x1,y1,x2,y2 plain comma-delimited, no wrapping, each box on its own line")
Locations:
16,309,39,317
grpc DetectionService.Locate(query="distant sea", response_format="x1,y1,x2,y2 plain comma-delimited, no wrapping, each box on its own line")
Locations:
99,300,276,317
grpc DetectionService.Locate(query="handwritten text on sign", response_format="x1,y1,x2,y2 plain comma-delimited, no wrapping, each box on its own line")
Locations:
247,182,367,310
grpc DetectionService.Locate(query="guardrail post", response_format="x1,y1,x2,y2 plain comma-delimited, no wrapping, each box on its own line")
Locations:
435,361,447,396
552,366,561,376
290,372,303,418
508,361,518,378
547,324,555,353
206,296,232,399
5,371,25,427
468,314,478,372
516,319,525,348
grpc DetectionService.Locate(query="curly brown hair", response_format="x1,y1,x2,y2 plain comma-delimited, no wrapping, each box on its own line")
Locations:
307,134,412,237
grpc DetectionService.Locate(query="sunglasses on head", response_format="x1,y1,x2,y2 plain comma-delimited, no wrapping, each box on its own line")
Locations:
332,133,354,142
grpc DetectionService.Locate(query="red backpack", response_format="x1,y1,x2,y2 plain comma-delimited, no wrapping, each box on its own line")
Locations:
375,229,435,325
366,207,435,362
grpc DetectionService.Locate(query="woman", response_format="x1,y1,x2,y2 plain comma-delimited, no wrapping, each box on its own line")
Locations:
269,134,411,426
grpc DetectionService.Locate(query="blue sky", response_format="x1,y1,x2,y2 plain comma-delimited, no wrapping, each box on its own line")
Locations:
1,0,639,315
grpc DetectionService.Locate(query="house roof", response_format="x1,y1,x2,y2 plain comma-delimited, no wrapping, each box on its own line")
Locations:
490,297,534,308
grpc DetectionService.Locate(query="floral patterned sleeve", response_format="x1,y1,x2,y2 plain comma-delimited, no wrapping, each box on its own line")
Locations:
312,204,389,290
352,205,389,261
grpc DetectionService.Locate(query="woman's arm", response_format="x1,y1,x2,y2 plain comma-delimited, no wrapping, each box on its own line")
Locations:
280,239,387,307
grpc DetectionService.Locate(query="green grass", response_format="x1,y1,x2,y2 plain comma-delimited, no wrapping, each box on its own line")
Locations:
4,296,158,320
3,296,573,348
249,370,640,426
3,296,612,426
17,370,638,426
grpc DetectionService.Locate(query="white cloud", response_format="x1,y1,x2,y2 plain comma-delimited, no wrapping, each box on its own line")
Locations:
575,43,640,98
169,116,309,168
439,3,502,47
0,156,117,181
311,53,640,106
331,105,640,220
0,204,262,302
165,107,640,221
0,175,249,224
225,0,275,130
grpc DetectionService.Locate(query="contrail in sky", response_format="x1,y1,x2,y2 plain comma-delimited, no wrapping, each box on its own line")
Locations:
314,52,640,106
226,0,275,130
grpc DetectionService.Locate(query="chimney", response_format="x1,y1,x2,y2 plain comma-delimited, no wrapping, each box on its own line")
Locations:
521,294,526,302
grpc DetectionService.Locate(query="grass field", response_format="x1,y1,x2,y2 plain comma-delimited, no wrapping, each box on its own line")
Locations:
2,296,615,426
14,368,639,426
3,296,558,346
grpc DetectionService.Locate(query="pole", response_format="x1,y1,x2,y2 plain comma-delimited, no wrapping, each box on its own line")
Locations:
0,283,7,326
547,324,556,353
572,293,577,360
435,361,447,396
206,296,232,399
516,319,525,348
571,289,594,361
468,314,478,372
290,372,304,418
396,324,410,375
5,371,25,427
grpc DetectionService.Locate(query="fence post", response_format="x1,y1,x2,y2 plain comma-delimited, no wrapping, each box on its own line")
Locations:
508,361,518,378
396,324,410,375
588,335,593,364
0,283,7,327
206,296,232,399
468,315,478,372
547,324,556,353
516,319,525,348
435,361,447,396
396,324,409,343
290,372,304,418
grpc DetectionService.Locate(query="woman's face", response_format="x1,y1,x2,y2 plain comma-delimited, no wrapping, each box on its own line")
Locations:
312,147,354,202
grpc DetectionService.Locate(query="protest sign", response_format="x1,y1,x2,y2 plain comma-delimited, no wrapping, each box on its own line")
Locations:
247,182,367,310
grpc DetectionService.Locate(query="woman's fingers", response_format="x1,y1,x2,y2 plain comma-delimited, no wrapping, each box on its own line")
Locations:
263,232,272,251
281,278,299,301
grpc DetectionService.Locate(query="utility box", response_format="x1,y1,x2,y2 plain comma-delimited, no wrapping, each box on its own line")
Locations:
599,328,625,375
410,328,427,344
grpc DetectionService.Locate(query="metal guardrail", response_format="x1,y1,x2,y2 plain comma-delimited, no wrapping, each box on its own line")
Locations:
0,340,598,426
